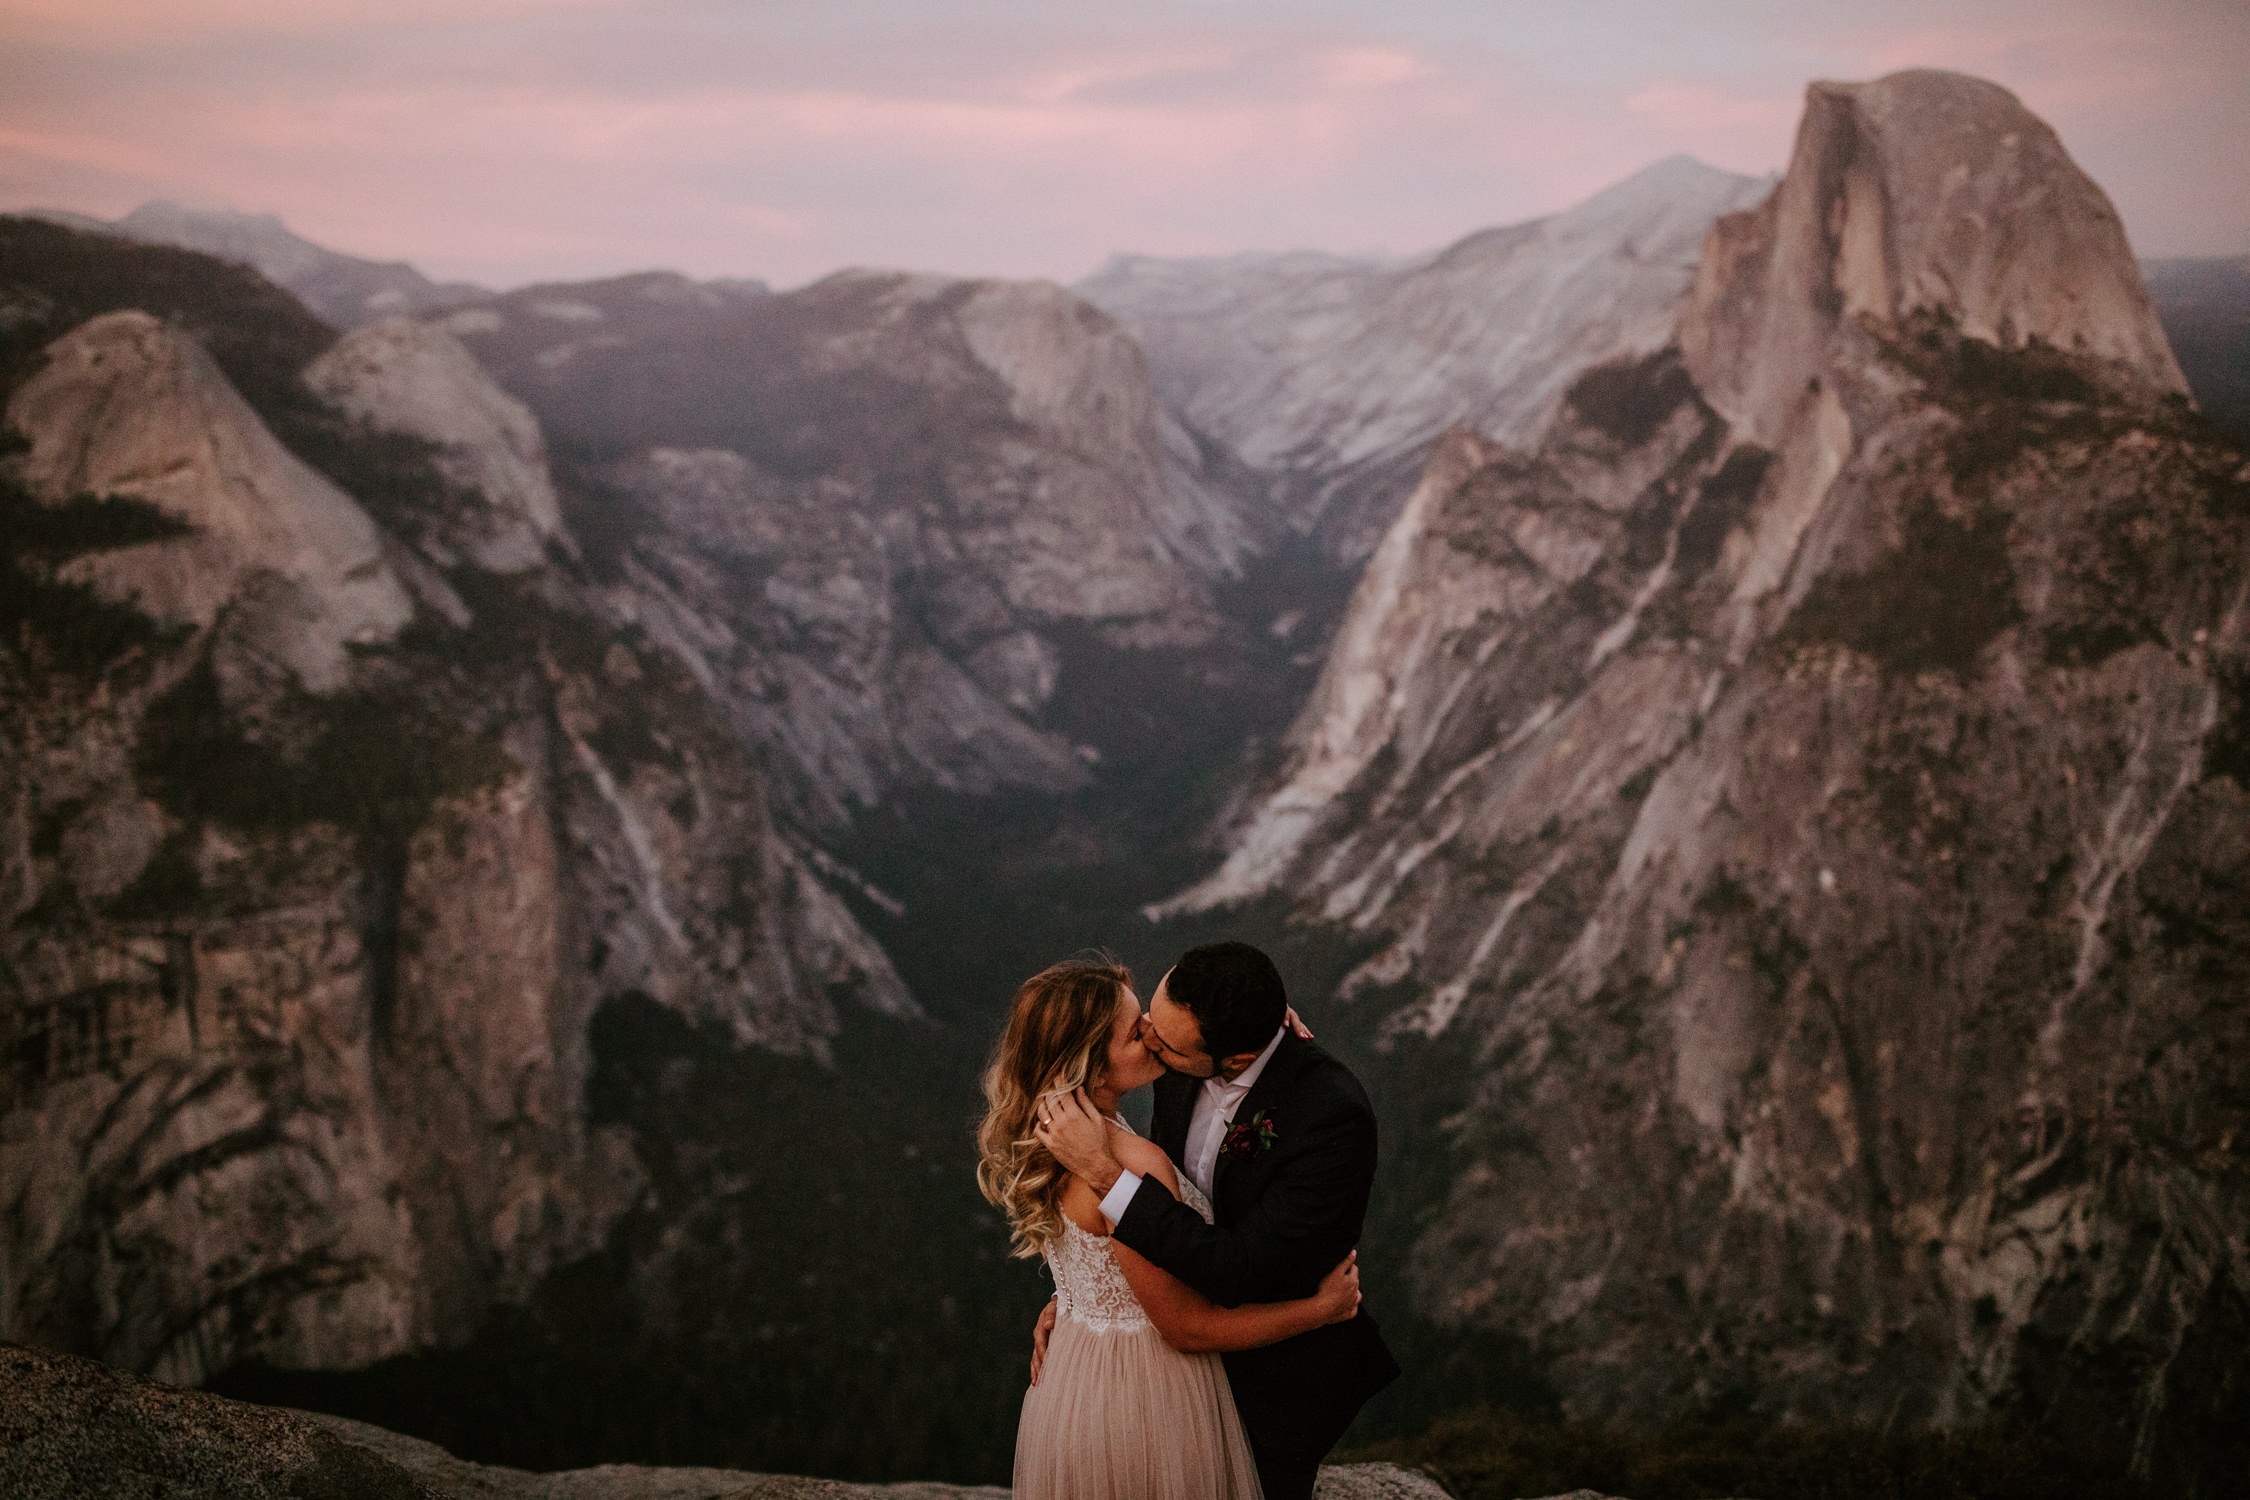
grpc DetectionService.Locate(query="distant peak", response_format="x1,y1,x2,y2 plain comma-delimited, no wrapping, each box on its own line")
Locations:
1632,152,1735,180
122,200,286,232
1556,154,1769,222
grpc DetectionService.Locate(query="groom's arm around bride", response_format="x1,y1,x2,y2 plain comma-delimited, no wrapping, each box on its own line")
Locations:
1111,1054,1377,1307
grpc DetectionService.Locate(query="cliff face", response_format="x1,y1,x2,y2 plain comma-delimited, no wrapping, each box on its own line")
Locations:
9,311,414,689
437,267,1251,826
304,319,566,574
1079,157,1773,563
1171,71,2249,1475
0,222,909,1388
1681,70,2186,448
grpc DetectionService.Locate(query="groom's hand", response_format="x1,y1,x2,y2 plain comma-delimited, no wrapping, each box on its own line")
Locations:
1035,1088,1123,1194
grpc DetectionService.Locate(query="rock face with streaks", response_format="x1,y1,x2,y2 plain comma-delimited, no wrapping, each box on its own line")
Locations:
0,221,913,1389
1079,156,1773,564
439,266,1252,826
8,310,415,690
1168,70,2249,1479
305,318,566,573
1679,70,2186,446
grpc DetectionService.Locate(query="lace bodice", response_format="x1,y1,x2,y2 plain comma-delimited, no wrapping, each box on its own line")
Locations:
1046,1131,1212,1336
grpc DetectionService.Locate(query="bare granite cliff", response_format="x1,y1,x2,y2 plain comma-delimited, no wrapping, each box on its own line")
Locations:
1166,70,2249,1484
9,310,414,689
1681,69,2186,448
437,266,1252,827
305,318,567,573
0,221,909,1390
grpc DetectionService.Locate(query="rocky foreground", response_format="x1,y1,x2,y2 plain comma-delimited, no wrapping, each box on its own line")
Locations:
0,1342,1458,1500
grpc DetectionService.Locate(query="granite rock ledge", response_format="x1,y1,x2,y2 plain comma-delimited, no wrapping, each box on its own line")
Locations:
0,1343,1458,1500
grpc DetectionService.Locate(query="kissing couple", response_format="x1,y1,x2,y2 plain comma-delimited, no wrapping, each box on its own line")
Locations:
977,942,1400,1500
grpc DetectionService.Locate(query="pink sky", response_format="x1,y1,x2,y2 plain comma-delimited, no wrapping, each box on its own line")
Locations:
2,0,2244,289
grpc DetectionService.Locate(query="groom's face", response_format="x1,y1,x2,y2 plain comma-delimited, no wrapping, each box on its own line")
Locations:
1140,974,1218,1079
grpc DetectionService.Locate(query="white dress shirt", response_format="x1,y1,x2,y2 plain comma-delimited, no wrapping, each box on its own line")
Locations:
1100,1024,1285,1226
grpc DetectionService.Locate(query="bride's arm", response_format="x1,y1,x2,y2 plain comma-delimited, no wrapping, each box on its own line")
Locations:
1072,1135,1359,1355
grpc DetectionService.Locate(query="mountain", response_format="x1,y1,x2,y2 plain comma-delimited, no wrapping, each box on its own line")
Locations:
425,264,1254,828
1158,69,2247,1489
0,214,1294,1482
0,216,920,1400
2145,255,2250,444
1079,157,1774,564
21,202,493,328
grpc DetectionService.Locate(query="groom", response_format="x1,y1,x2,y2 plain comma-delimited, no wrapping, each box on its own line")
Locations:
1039,941,1400,1500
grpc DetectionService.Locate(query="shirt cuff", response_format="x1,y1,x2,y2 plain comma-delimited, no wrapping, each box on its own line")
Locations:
1098,1171,1142,1229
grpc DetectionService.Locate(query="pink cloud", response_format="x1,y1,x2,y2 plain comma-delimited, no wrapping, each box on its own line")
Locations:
2,0,616,45
1311,45,1428,91
2,1,2242,285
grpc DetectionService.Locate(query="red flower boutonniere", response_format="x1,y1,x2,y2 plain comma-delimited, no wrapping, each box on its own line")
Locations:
1221,1109,1279,1160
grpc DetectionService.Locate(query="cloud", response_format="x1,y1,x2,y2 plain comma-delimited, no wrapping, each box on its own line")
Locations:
0,0,617,46
1,0,2243,285
1625,83,1795,132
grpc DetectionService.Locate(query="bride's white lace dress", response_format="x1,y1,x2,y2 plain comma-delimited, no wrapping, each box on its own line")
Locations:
1013,1145,1264,1499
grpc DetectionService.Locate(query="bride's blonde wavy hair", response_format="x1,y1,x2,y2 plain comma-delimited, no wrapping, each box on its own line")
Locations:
976,956,1133,1259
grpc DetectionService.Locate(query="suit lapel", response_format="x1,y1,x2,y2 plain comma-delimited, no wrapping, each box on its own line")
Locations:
1211,1031,1310,1199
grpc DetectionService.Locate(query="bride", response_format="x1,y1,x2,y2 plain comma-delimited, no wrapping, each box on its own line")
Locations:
977,957,1361,1500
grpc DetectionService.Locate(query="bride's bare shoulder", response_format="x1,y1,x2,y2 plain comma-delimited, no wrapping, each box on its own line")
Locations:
1111,1130,1180,1195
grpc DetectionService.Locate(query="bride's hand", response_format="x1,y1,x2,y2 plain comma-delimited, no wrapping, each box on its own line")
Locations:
1030,1295,1057,1385
1314,1250,1361,1324
1285,1005,1314,1040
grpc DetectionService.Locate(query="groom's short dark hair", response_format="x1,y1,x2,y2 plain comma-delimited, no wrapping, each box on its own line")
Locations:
1169,941,1286,1059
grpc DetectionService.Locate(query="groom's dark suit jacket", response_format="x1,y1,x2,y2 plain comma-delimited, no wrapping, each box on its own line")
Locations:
1112,1032,1400,1478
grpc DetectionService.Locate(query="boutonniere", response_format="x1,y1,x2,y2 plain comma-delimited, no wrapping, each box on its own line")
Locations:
1221,1109,1279,1160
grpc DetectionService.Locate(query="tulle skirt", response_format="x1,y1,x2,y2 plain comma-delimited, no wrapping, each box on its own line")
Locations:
1013,1315,1264,1500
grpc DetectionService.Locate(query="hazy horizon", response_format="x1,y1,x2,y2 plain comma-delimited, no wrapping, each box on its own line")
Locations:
4,0,2246,292
27,152,1775,299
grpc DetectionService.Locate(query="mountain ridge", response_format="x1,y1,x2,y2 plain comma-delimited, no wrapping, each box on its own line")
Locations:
1158,68,2248,1490
21,202,494,329
1078,155,1776,564
421,259,1255,829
